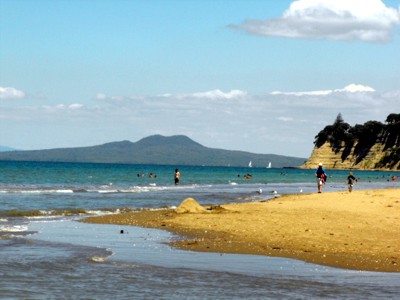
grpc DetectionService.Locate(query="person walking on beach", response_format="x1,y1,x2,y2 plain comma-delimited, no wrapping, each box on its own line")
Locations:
174,169,181,185
347,172,357,192
315,163,327,193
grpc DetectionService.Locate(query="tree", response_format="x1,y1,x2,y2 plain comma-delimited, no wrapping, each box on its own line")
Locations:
383,113,400,150
386,113,400,124
314,113,351,153
333,113,345,126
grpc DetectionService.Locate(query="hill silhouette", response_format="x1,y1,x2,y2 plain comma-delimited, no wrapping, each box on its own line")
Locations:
0,135,305,167
0,145,16,152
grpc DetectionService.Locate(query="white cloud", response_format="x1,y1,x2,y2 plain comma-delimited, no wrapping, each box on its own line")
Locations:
98,89,248,102
40,103,85,112
271,83,375,96
0,86,26,99
277,116,293,122
95,93,143,103
191,89,247,99
95,93,108,100
159,89,248,100
69,103,84,109
336,84,375,93
232,0,400,42
270,89,332,96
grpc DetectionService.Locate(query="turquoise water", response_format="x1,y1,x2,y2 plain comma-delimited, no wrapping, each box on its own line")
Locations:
1,161,398,214
1,161,399,299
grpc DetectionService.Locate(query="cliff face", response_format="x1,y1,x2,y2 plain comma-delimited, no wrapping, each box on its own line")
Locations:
301,142,400,170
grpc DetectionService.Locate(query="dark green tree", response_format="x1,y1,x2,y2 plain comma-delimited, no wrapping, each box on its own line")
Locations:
314,113,352,154
386,113,400,124
382,113,400,150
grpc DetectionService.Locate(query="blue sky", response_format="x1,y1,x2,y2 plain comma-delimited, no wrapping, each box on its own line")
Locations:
1,0,399,158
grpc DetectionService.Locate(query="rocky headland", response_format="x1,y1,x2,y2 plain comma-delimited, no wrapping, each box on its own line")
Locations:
301,113,400,170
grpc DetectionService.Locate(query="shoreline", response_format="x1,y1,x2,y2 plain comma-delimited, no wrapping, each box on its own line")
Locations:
83,188,400,272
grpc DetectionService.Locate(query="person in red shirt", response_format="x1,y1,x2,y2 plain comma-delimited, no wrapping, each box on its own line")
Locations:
315,163,327,193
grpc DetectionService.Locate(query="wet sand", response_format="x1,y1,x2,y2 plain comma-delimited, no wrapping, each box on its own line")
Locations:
84,188,400,272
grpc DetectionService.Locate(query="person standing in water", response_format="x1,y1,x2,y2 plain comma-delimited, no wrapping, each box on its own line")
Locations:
174,169,181,185
347,172,357,192
315,163,327,193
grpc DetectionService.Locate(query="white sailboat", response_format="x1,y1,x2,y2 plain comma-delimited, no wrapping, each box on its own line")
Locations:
248,161,252,168
267,162,272,168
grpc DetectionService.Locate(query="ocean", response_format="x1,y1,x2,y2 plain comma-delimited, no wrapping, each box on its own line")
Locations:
1,161,399,299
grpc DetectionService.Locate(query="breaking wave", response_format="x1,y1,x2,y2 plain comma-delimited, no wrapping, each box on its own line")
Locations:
0,185,172,195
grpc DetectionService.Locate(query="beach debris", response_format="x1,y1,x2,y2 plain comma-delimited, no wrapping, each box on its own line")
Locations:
205,205,226,212
175,198,206,214
90,256,108,263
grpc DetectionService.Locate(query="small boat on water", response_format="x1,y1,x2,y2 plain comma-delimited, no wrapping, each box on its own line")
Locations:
248,161,252,168
267,162,272,168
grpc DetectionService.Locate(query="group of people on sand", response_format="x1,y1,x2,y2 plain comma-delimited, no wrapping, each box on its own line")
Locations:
315,162,357,193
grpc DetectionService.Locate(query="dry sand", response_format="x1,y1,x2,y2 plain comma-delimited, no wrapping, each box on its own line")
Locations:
83,189,400,272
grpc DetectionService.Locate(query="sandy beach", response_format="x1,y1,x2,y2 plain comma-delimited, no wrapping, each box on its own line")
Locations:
84,188,400,272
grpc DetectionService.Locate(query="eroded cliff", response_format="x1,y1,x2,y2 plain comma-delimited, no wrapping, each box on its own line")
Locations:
301,142,399,170
301,113,400,170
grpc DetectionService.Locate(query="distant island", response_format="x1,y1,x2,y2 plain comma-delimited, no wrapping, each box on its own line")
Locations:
0,135,305,168
302,113,400,170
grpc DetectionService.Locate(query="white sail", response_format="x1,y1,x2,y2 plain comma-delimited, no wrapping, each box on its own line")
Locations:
248,161,252,168
267,162,271,168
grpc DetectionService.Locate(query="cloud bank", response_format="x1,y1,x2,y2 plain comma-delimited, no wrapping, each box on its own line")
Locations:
95,89,248,101
2,85,398,157
159,89,248,100
88,84,398,156
232,0,400,42
271,84,376,96
0,86,26,99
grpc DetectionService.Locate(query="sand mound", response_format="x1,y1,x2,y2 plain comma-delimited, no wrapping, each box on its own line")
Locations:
176,198,206,214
